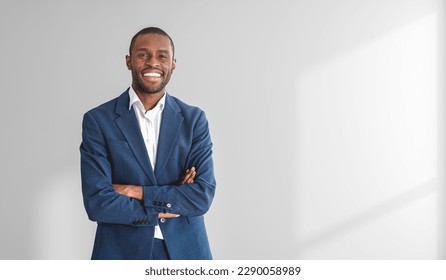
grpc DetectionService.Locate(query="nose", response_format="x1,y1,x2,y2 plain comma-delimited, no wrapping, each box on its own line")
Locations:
145,55,159,67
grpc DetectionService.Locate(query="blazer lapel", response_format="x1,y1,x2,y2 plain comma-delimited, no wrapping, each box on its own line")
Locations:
114,90,157,185
155,94,184,178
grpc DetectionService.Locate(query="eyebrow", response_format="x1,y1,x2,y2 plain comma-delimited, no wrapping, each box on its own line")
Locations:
136,48,170,54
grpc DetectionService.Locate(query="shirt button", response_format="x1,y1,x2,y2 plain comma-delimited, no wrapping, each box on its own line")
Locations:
166,203,171,208
159,218,166,223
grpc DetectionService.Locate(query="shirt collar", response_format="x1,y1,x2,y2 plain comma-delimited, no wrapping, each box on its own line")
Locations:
128,86,166,112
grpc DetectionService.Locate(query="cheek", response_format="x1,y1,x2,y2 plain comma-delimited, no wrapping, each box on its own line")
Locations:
128,59,144,71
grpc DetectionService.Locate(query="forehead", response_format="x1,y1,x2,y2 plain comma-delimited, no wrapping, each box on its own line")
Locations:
132,33,172,53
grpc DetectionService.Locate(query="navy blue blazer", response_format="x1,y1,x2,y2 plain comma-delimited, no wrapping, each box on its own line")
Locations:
80,90,216,260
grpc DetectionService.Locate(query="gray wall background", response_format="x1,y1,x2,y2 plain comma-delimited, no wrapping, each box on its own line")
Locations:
0,0,445,259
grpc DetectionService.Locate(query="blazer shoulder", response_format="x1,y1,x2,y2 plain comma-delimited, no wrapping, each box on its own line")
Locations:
83,90,128,118
86,98,117,114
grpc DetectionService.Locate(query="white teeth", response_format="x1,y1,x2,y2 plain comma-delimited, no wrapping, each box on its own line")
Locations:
143,72,161,77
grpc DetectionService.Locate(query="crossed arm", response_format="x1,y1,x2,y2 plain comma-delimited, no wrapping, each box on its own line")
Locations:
113,167,196,219
81,109,215,226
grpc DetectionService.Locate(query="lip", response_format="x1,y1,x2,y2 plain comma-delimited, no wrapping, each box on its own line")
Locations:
143,72,162,78
142,68,163,77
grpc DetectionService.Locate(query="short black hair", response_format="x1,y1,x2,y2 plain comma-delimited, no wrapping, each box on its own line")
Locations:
129,27,175,57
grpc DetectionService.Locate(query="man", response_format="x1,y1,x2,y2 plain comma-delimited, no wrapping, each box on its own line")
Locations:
80,27,216,260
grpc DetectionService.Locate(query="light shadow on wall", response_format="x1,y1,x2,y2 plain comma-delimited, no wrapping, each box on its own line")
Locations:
296,179,438,258
293,12,440,259
30,165,95,259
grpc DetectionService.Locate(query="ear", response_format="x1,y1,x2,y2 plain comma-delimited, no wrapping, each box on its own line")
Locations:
125,55,132,70
171,58,176,71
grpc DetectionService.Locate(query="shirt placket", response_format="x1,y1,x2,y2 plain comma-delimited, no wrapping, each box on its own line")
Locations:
144,116,155,169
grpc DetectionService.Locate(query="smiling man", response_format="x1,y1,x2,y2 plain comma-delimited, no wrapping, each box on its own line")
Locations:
80,27,216,260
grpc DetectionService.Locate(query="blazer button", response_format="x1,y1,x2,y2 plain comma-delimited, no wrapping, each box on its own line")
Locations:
159,218,166,223
166,203,171,208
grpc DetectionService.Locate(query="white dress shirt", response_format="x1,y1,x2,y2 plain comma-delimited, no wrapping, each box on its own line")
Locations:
128,87,166,239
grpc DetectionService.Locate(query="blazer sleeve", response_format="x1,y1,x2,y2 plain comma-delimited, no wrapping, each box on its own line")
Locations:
80,111,158,226
142,110,216,217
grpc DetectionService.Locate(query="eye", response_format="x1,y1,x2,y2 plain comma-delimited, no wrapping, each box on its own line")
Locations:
137,53,148,59
159,54,168,60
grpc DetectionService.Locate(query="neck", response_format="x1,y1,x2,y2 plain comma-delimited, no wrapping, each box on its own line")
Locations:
135,91,164,111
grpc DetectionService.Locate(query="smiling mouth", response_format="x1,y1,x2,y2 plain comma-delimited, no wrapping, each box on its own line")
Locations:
143,72,162,78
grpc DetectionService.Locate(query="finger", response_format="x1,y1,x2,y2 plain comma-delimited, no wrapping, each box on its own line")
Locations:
179,170,189,184
184,169,194,180
179,167,197,184
181,168,195,183
180,174,191,184
187,167,196,180
186,171,196,183
158,213,180,218
184,170,197,184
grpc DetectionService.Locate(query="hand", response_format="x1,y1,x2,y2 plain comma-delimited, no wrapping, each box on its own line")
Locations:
158,167,197,219
179,166,196,185
113,184,143,200
158,213,180,218
113,167,197,217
